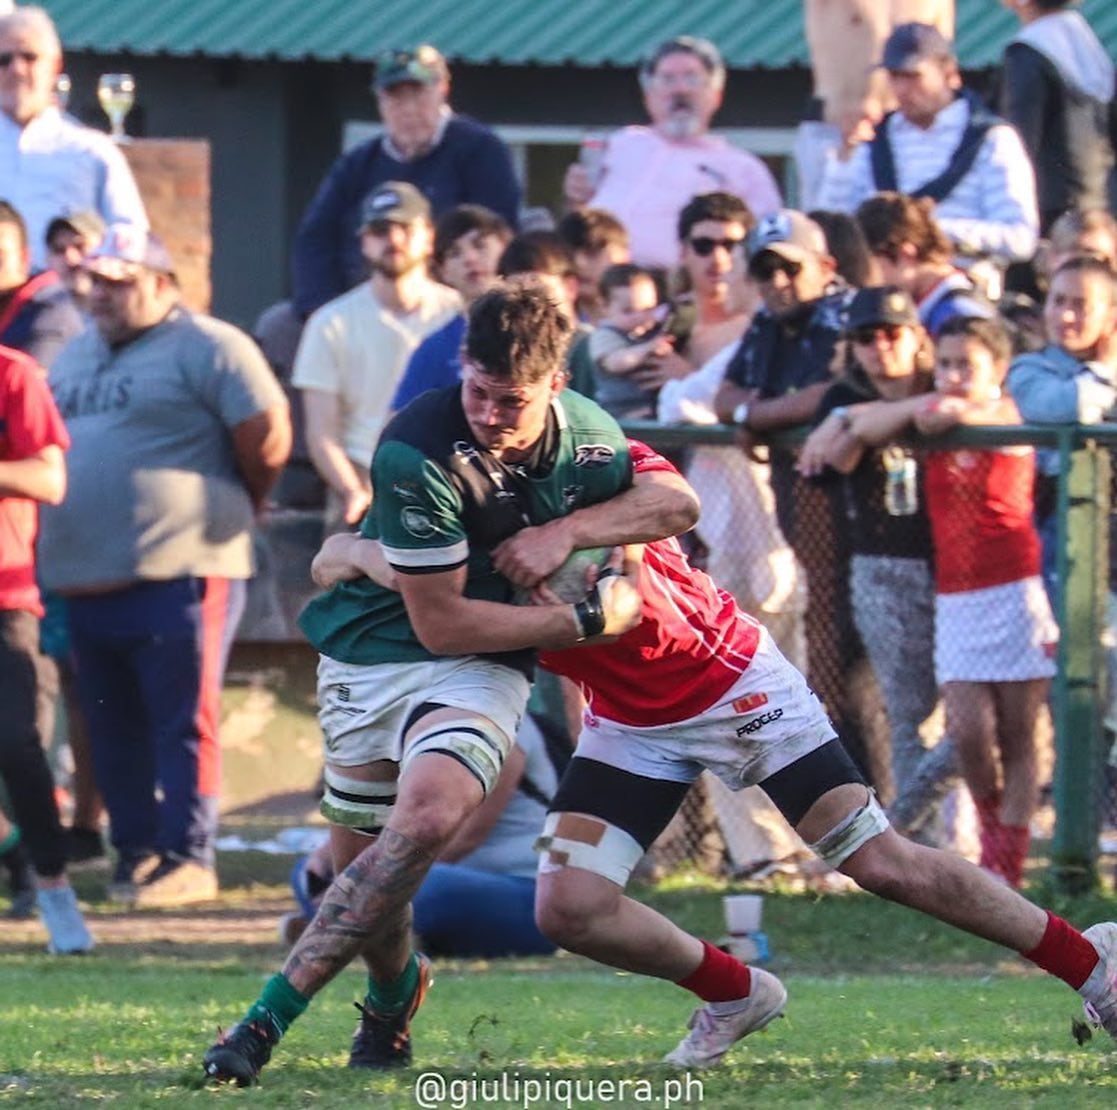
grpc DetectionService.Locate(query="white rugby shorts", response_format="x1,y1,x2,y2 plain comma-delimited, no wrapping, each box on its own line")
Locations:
572,628,837,790
316,653,529,768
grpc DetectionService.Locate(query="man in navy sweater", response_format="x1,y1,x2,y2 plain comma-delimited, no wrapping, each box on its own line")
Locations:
292,45,521,318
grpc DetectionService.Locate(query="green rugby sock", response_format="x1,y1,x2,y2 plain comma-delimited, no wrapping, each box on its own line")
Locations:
0,826,21,857
366,953,419,1015
246,973,309,1036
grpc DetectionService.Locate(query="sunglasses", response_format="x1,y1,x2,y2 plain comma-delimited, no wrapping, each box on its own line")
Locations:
749,255,803,282
689,236,743,257
850,324,905,345
0,51,38,67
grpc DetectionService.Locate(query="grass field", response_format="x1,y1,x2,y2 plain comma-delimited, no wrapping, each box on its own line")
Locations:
2,861,1116,1108
3,658,1114,1106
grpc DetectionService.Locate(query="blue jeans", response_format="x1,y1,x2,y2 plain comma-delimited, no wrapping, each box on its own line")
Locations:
68,578,238,867
412,863,555,958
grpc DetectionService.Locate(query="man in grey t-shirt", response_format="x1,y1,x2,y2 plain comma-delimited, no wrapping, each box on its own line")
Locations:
37,225,292,908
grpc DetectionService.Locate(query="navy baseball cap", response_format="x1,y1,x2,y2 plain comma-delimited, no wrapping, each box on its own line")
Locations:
880,22,955,72
373,45,448,91
846,286,919,332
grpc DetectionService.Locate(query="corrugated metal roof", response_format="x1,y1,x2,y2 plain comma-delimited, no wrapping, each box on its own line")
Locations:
36,1,1117,70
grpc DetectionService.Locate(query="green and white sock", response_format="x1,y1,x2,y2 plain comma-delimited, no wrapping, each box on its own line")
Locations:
245,973,310,1037
366,953,419,1015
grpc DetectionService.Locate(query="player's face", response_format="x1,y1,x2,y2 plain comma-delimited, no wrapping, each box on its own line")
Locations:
438,229,504,303
460,360,564,460
643,50,721,140
934,334,1003,401
360,218,432,279
0,23,59,125
1044,269,1117,359
0,220,29,292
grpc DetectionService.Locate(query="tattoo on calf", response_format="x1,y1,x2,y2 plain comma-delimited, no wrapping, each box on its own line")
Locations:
281,828,434,995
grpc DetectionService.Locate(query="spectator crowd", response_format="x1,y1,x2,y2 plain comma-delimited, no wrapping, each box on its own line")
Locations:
3,1,1117,966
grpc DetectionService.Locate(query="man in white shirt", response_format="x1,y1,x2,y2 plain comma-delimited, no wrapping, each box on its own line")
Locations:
291,181,461,529
0,7,147,269
563,37,782,270
816,22,1038,264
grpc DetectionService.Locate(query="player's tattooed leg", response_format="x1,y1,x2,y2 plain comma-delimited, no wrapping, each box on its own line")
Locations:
281,829,434,996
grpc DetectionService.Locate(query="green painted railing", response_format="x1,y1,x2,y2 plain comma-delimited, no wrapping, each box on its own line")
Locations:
623,420,1117,894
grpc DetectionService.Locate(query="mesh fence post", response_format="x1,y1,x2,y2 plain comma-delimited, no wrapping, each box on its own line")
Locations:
1051,432,1109,894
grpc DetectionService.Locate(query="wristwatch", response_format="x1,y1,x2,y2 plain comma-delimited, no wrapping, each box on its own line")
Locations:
732,401,750,427
832,406,852,430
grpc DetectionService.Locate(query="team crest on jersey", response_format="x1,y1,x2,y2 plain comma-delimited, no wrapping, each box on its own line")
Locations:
401,506,438,539
732,692,768,714
454,440,480,461
562,484,585,509
574,444,616,468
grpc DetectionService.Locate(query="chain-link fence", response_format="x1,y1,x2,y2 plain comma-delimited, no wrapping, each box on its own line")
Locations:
620,421,1114,894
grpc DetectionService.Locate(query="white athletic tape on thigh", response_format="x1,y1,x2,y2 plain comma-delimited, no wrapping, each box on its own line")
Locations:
809,791,890,868
320,767,397,830
402,714,510,795
534,811,644,886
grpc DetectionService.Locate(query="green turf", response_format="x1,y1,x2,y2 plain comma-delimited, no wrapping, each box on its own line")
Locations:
2,888,1117,1107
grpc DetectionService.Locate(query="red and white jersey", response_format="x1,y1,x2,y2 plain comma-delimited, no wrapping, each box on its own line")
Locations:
539,440,762,727
925,446,1041,594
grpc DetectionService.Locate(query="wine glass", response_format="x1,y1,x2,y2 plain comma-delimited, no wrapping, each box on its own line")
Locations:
97,73,135,142
54,73,71,111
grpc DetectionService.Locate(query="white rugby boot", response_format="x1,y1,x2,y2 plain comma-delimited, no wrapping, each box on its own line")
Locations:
1080,922,1117,1040
663,967,787,1068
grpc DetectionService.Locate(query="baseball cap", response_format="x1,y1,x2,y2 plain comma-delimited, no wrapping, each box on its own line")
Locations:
746,210,828,266
84,223,175,280
373,45,448,91
846,286,919,331
360,181,431,228
880,22,954,73
45,209,106,248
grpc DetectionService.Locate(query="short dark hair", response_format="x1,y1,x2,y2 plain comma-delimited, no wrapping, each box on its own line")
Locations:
433,204,511,266
556,208,629,255
465,279,572,385
599,263,660,301
857,192,952,264
677,192,754,243
808,210,875,288
0,200,28,252
498,231,576,279
936,314,1012,365
1049,253,1117,299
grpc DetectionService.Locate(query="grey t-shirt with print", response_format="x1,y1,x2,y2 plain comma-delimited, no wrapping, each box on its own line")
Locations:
38,306,286,591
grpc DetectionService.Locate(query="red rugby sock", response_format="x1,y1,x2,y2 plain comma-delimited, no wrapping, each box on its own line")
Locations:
1023,911,1100,990
676,939,752,1002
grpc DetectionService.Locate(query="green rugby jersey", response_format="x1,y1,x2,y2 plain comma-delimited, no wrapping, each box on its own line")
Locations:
299,385,632,671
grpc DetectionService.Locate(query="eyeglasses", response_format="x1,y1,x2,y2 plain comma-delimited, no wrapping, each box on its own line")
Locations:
749,255,803,282
0,51,39,67
850,324,905,345
689,236,743,257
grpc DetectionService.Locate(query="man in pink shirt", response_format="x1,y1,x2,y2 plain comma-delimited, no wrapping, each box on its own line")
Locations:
563,37,782,270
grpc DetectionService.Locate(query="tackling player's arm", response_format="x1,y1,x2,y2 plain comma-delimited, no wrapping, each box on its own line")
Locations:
491,443,700,588
396,560,638,655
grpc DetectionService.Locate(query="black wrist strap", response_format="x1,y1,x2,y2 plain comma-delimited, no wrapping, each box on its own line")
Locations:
573,591,606,639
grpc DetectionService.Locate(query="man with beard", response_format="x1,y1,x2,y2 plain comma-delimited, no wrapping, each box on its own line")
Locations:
562,37,782,271
292,182,461,530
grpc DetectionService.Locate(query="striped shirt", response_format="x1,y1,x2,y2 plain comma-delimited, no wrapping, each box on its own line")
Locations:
816,95,1038,262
